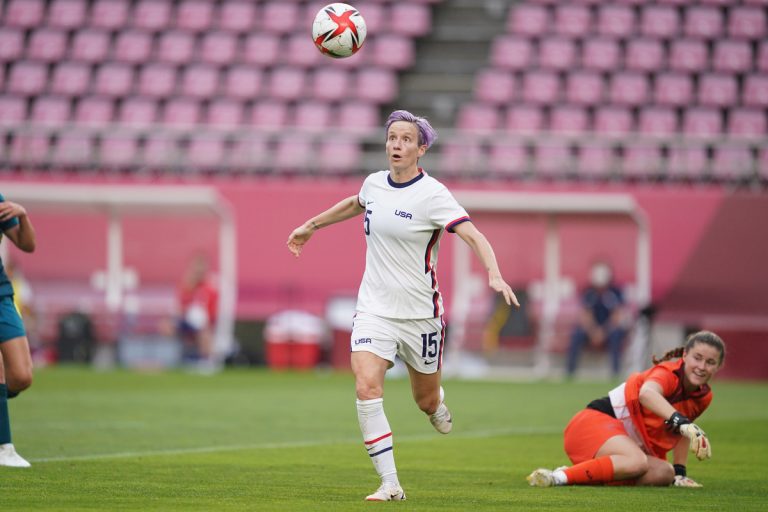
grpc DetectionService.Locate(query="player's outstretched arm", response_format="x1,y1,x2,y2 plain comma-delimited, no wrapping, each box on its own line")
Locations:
453,222,519,307
287,195,364,257
0,200,36,253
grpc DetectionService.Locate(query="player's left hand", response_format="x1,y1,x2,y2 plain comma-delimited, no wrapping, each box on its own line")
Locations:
489,275,520,307
673,475,703,488
0,200,26,222
679,423,712,460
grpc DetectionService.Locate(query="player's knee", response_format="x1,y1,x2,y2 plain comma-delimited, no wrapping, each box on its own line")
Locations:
355,382,382,401
623,454,650,477
416,394,440,415
652,462,675,486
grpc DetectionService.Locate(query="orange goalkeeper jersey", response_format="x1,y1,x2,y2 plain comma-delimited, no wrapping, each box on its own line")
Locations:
622,358,712,458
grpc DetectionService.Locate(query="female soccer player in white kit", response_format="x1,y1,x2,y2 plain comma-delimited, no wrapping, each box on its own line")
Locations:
287,110,519,501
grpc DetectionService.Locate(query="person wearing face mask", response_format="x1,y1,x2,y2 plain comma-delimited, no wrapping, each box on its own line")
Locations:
527,330,724,488
566,261,628,379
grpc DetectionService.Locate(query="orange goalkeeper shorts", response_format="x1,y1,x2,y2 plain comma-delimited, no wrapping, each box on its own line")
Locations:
563,408,629,464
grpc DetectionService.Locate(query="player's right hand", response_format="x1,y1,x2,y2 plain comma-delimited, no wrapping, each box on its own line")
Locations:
673,475,703,488
679,423,712,460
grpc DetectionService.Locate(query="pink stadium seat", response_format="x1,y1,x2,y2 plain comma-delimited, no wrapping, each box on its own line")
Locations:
625,39,665,72
474,70,516,105
456,104,500,132
622,143,663,179
439,139,486,177
697,0,732,5
113,30,154,63
565,71,605,106
7,62,48,96
274,135,314,171
267,68,306,102
757,41,768,72
684,6,723,39
74,97,115,126
521,71,561,104
577,143,614,179
27,29,68,62
180,65,219,99
317,138,362,174
682,108,723,136
490,36,533,70
187,135,225,168
0,29,24,62
94,63,134,98
654,73,694,107
535,141,572,178
350,3,385,34
508,5,549,36
712,41,753,73
593,107,633,135
505,105,545,132
249,101,289,128
137,64,177,98
228,135,269,171
218,1,257,33
55,132,94,166
156,32,195,64
728,109,766,137
554,5,592,36
133,0,173,32
11,134,51,165
581,38,621,71
118,97,158,126
241,33,280,67
0,96,28,123
698,74,738,107
176,0,214,32
50,61,91,96
4,0,45,29
143,134,180,168
638,107,678,135
100,135,138,167
200,32,238,66
609,72,649,106
47,0,88,30
372,36,415,70
668,39,708,72
223,67,262,100
728,7,766,39
596,6,635,37
390,4,431,37
759,148,768,181
744,75,768,107
162,98,201,126
30,96,71,124
667,146,708,180
90,0,130,30
310,68,350,102
355,68,397,103
261,2,300,34
550,106,589,133
337,102,379,134
640,6,680,38
488,141,528,178
538,38,576,70
711,145,755,181
293,101,332,132
286,33,323,68
71,30,110,63
206,99,244,127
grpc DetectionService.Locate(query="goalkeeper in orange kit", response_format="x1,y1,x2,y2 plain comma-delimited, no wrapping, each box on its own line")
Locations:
527,330,724,488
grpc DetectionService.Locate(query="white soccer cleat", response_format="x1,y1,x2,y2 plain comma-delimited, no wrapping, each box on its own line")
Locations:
365,484,406,501
429,386,453,434
0,443,31,468
526,468,555,487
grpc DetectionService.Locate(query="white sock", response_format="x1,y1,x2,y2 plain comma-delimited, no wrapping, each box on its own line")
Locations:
357,398,399,486
553,469,568,485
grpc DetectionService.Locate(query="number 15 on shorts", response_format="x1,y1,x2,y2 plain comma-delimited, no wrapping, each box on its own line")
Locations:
421,332,439,358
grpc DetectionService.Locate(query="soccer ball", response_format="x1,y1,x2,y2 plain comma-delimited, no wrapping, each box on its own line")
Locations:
312,3,367,58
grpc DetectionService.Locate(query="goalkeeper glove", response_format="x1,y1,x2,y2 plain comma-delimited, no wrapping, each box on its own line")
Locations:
673,475,703,488
679,423,712,460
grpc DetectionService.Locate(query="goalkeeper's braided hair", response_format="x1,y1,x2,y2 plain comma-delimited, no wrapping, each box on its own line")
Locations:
652,330,726,365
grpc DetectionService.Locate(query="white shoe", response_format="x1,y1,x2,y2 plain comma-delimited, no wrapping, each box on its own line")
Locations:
429,387,452,434
365,484,406,501
526,468,555,487
0,444,31,468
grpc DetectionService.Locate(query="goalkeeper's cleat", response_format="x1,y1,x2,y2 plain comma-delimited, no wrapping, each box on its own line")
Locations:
679,423,712,460
365,484,406,501
0,444,31,468
526,468,556,487
673,475,703,488
429,387,452,434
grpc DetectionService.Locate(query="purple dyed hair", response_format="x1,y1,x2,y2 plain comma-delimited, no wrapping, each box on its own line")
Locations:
385,110,438,149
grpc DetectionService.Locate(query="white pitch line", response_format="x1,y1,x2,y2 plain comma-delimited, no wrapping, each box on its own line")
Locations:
29,426,560,463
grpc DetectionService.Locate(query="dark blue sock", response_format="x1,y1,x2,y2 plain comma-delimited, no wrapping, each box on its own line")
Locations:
0,384,11,444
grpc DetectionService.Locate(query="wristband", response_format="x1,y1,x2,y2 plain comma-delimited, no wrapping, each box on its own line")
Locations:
665,411,691,432
673,464,687,477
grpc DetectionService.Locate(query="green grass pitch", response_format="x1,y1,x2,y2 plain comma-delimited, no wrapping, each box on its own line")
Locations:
3,367,767,511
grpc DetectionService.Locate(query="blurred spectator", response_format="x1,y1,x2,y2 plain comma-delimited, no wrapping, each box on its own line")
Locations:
566,261,628,378
177,254,218,364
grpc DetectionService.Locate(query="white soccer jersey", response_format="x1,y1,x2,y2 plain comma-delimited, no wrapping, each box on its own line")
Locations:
356,169,470,319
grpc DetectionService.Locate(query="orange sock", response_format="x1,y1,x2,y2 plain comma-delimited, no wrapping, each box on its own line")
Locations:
563,456,614,485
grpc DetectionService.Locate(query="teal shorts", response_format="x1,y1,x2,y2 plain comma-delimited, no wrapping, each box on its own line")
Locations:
0,295,26,343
